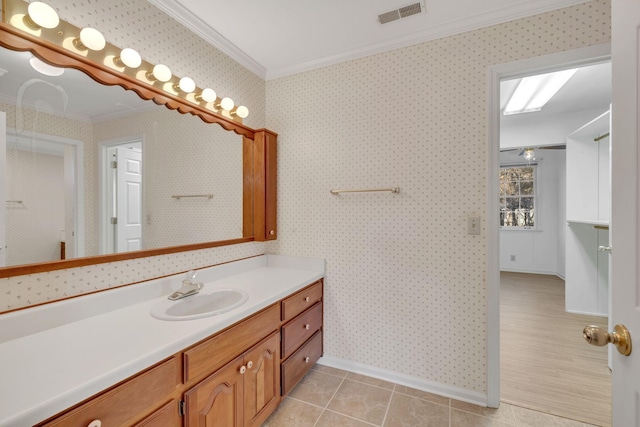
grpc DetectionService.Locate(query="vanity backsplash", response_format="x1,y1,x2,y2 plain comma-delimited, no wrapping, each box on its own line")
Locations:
0,242,266,312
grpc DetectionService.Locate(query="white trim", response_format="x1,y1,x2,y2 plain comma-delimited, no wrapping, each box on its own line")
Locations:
486,43,611,408
150,0,591,80
566,309,608,318
317,355,488,406
500,268,562,276
148,0,267,79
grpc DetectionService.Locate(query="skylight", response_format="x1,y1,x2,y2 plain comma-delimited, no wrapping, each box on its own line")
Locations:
503,68,578,115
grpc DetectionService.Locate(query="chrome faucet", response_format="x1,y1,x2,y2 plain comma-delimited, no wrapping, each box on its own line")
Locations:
168,270,203,300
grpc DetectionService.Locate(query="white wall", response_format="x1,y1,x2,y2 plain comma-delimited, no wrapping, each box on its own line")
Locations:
499,149,566,276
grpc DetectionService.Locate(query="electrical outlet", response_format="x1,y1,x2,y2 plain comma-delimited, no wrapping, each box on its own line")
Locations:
467,216,480,235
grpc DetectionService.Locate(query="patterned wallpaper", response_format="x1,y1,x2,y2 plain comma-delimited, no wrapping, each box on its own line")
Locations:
266,0,611,393
93,106,244,249
0,0,267,311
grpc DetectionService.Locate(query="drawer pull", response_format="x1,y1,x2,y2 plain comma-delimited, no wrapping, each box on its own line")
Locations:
240,365,247,375
87,421,102,427
304,357,310,363
247,360,254,369
305,324,310,330
305,297,310,303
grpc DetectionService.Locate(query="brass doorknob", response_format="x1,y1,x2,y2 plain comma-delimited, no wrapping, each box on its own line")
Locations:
583,324,632,356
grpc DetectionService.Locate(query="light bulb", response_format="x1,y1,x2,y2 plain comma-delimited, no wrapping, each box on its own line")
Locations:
30,57,64,76
235,106,249,119
523,148,535,161
148,64,171,82
199,88,216,103
116,48,142,68
75,27,106,51
220,97,234,111
27,2,59,29
177,77,196,93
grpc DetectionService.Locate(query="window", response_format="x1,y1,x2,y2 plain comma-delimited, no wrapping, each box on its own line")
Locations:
500,165,536,228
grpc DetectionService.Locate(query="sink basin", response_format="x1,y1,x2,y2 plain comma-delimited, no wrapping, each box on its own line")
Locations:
151,288,249,321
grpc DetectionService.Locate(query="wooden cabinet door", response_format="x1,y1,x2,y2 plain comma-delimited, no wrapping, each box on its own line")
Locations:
184,356,245,427
243,332,280,427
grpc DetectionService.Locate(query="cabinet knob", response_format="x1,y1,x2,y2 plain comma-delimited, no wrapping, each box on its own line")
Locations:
87,421,102,427
305,296,310,303
239,365,247,375
269,230,275,235
305,324,310,330
304,357,310,363
247,360,254,369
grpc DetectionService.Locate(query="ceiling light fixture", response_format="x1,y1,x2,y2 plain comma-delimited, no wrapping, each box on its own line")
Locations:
503,68,578,115
29,56,64,76
176,77,196,93
26,2,59,29
115,48,142,68
74,27,106,51
197,88,217,103
147,64,172,82
523,148,535,161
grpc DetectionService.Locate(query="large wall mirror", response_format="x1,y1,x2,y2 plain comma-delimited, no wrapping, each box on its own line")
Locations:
0,9,277,278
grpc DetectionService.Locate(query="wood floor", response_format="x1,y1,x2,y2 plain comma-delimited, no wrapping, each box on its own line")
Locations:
500,272,611,426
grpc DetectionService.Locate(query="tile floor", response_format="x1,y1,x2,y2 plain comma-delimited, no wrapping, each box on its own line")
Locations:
262,365,599,427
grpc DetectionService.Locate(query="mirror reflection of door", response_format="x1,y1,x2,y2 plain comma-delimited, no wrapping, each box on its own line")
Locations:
1,118,83,266
104,142,143,254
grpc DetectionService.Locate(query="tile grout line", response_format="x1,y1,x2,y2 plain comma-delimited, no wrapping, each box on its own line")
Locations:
379,383,396,427
311,374,347,427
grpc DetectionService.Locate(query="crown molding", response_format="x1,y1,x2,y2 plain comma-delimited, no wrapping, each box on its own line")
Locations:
149,0,267,79
151,0,591,81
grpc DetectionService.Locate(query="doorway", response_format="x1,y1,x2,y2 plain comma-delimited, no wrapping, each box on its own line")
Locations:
487,44,613,426
0,120,85,266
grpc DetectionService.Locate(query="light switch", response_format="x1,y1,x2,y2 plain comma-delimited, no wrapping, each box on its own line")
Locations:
467,216,480,235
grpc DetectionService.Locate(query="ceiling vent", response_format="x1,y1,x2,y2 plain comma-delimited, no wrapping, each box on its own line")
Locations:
378,2,423,25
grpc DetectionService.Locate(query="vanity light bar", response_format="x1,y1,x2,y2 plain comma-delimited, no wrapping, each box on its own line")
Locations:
5,0,249,122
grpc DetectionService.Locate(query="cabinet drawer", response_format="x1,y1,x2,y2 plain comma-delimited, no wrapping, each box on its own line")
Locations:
41,357,179,427
132,400,180,427
281,330,323,395
184,304,280,383
281,302,323,359
281,280,323,322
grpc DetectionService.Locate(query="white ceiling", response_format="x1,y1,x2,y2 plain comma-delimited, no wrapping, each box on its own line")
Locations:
151,0,592,80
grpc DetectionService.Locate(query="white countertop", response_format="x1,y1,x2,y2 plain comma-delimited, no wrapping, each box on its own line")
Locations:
0,254,324,427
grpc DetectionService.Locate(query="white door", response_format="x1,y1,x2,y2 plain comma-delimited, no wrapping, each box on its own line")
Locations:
115,147,142,252
0,112,5,267
610,0,640,424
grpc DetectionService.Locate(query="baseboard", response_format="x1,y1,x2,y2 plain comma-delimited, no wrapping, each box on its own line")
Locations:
317,355,488,407
566,309,607,317
500,268,561,276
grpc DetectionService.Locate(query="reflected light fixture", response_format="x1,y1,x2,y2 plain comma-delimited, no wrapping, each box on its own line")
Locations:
26,2,59,29
504,68,578,115
220,97,234,111
235,105,249,119
29,56,64,76
176,76,196,93
74,27,106,51
523,148,535,161
197,88,217,103
147,63,172,82
115,48,142,68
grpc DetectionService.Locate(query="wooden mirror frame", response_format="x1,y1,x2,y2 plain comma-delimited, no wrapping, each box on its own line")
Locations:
0,21,277,278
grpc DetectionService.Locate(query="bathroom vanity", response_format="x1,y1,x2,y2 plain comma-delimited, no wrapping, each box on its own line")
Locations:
0,255,324,427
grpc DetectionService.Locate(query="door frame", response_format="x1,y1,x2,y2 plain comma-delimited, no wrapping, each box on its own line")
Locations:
486,43,611,407
98,135,144,255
